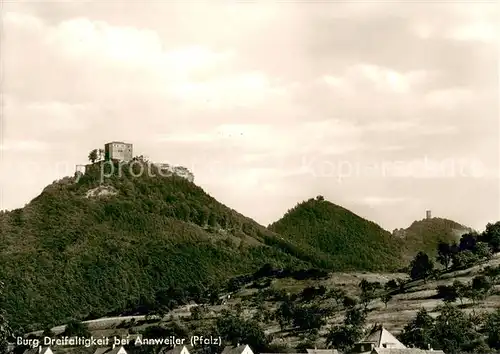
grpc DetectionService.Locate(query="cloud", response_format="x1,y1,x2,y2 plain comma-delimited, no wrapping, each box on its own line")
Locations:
380,156,489,179
0,140,50,152
3,10,279,110
446,22,497,43
157,120,365,159
321,64,432,95
1,1,498,231
167,71,286,109
3,96,93,138
348,64,430,94
360,196,409,207
407,2,498,43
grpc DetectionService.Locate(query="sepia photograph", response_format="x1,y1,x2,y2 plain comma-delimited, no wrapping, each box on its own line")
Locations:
0,1,499,354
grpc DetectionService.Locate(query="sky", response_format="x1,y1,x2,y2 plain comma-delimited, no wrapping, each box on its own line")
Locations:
0,0,498,232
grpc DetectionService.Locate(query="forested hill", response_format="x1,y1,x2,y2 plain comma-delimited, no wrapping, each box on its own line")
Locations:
394,217,473,259
0,161,320,331
268,196,405,271
0,159,476,332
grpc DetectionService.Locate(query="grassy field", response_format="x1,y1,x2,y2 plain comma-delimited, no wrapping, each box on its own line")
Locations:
31,253,500,353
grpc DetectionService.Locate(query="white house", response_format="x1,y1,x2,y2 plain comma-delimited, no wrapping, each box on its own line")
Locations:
351,326,406,353
23,347,53,354
221,344,254,354
350,326,445,354
160,345,192,354
93,344,128,354
363,326,406,349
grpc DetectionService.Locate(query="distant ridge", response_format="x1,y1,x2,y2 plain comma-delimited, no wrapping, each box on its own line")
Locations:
393,217,473,259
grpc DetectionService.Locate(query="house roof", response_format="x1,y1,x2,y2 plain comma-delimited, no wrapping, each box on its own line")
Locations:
363,326,406,349
372,349,445,354
23,347,52,354
306,349,339,354
160,345,194,354
221,344,250,354
93,346,126,354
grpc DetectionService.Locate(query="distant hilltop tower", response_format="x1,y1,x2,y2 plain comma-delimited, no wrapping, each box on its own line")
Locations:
426,210,432,219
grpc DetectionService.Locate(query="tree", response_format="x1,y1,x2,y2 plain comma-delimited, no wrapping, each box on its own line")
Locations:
437,242,452,271
359,279,370,292
451,250,478,270
482,222,500,253
465,287,483,308
141,322,188,352
328,287,346,306
253,263,274,279
207,213,217,227
344,307,366,327
360,290,375,311
381,293,392,308
459,232,478,252
452,281,467,306
88,149,98,163
190,306,203,320
296,339,317,353
399,308,434,349
484,308,500,349
301,286,322,302
437,285,458,303
292,305,326,333
207,284,221,306
233,303,243,316
275,300,295,330
216,313,270,352
384,279,399,291
262,309,273,324
431,303,480,354
473,242,492,259
0,281,12,354
409,252,434,281
326,324,362,352
342,296,357,309
326,307,366,351
468,311,486,333
42,327,54,338
471,275,492,300
359,280,380,310
63,319,91,338
484,265,500,284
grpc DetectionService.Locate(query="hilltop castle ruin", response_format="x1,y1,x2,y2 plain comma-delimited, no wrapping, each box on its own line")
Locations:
75,141,194,182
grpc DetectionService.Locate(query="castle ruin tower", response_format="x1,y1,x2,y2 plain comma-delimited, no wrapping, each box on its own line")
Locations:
426,210,432,219
104,141,133,162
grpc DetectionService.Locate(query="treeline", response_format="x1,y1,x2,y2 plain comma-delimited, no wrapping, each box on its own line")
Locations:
435,268,500,306
407,222,500,281
400,305,500,353
103,265,329,318
326,301,500,354
436,222,500,270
